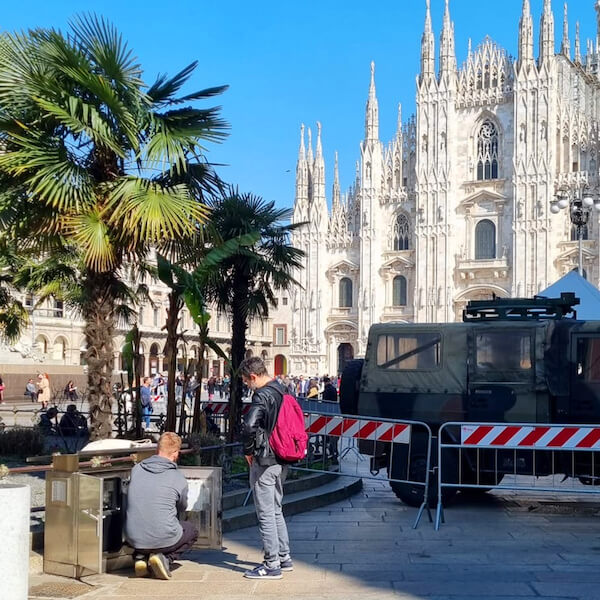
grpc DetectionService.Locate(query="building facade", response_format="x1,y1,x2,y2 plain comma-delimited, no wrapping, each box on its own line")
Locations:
286,0,600,377
0,257,276,381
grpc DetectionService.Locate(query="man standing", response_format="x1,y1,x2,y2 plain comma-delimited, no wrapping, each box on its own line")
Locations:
125,432,198,580
241,356,293,580
140,377,152,430
296,374,308,398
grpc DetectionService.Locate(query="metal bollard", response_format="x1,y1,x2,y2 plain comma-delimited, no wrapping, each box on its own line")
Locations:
0,484,31,600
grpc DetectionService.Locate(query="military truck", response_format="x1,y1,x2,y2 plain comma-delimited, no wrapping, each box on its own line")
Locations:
339,293,600,506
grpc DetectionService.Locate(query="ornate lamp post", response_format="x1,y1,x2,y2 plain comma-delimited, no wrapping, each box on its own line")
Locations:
550,182,600,277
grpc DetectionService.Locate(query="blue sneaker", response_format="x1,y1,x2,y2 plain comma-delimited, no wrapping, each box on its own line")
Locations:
244,564,283,579
280,558,294,572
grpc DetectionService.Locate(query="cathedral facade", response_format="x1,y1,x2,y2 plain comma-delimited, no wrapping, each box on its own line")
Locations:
285,0,600,377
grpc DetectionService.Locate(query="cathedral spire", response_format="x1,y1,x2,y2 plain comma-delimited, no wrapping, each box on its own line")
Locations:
539,0,555,67
332,151,341,208
575,21,581,64
312,121,327,225
306,126,313,164
298,123,306,160
518,0,534,71
420,0,435,82
315,121,323,159
396,103,402,140
365,61,379,142
561,3,570,59
596,1,600,54
294,124,309,222
439,0,457,78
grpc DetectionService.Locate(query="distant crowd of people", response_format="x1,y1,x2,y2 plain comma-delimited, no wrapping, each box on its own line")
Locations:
272,374,340,402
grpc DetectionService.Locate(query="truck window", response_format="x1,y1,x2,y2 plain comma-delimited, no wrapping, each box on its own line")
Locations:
376,333,441,370
476,331,532,372
576,337,600,382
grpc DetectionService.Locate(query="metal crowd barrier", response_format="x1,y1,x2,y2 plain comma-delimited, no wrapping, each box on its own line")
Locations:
297,398,341,415
435,421,600,530
301,411,434,528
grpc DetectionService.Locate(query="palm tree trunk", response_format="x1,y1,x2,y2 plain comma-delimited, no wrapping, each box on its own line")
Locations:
228,272,248,442
192,337,206,434
83,271,117,441
164,291,183,432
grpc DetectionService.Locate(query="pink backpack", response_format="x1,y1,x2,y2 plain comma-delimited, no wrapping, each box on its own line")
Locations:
269,394,308,462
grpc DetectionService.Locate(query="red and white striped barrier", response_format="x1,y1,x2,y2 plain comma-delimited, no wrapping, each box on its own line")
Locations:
461,424,600,449
305,414,411,443
204,402,251,416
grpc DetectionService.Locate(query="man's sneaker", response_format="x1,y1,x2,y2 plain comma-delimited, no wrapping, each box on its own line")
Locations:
280,558,294,572
134,556,149,577
148,553,171,580
243,564,283,579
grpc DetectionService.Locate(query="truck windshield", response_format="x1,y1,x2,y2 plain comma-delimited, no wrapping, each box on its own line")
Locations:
376,332,441,370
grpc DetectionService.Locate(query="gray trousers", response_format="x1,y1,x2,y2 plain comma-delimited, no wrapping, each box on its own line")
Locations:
250,462,290,569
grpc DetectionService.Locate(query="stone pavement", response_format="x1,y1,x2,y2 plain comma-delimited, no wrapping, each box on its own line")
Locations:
29,480,600,600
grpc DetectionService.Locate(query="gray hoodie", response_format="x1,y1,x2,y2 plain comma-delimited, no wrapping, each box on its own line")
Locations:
125,455,188,550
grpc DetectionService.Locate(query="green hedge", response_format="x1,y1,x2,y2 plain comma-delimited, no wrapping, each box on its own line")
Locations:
0,427,44,458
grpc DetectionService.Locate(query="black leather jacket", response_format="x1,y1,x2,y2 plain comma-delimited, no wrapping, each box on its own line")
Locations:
242,379,284,466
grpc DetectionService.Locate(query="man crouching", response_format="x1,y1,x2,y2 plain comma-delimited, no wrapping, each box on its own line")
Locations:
125,432,198,579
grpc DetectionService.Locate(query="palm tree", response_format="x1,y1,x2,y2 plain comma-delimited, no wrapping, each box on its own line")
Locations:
0,17,228,438
205,189,305,440
156,231,259,432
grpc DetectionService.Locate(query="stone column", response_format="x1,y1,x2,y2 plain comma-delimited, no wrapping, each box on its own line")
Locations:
0,484,30,600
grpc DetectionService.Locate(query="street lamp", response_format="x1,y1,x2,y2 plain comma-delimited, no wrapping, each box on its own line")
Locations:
550,182,600,277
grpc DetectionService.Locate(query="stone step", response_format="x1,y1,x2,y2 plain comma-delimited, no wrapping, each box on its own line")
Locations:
223,474,362,532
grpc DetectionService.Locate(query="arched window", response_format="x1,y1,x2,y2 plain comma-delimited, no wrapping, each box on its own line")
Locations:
476,121,499,180
392,213,410,251
339,277,353,308
392,276,407,307
475,219,496,259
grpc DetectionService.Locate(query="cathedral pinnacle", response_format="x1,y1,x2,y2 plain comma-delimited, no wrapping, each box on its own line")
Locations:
307,127,313,163
365,62,379,142
396,103,403,139
575,21,581,63
298,124,306,160
596,0,600,54
316,121,323,158
518,0,534,71
332,151,341,208
539,0,555,67
561,3,570,59
439,0,457,78
420,0,435,81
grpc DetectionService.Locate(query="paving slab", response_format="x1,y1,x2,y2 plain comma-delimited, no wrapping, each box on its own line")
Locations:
28,471,600,600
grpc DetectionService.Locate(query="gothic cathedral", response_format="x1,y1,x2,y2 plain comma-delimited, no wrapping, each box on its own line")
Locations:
286,0,600,376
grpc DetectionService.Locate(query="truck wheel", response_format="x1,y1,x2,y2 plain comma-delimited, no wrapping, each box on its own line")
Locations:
339,359,364,415
389,454,457,508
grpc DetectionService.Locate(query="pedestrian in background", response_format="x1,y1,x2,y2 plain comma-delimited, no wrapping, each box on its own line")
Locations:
140,377,152,430
0,374,4,404
64,380,78,402
37,373,51,410
25,378,38,402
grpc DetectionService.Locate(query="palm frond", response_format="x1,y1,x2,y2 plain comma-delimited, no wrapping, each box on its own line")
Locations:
64,209,115,271
107,177,210,246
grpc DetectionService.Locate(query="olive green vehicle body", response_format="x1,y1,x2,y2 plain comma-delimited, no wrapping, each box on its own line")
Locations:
341,311,600,502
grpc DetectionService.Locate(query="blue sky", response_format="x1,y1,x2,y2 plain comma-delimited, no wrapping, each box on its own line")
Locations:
1,1,598,209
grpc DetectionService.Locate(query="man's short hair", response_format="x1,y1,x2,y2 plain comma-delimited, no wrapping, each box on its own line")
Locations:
158,432,182,454
240,356,268,378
